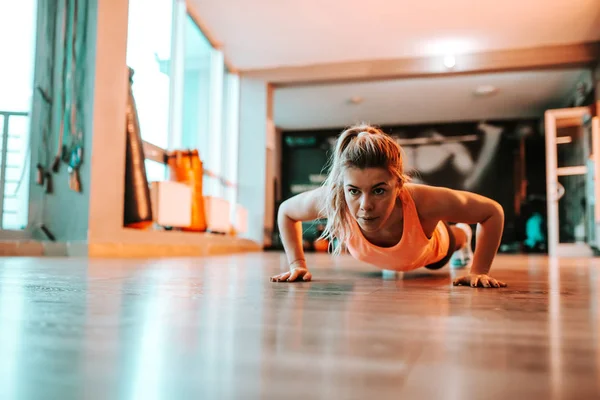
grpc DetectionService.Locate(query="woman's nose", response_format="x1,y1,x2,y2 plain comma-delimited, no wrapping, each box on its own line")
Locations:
360,196,373,211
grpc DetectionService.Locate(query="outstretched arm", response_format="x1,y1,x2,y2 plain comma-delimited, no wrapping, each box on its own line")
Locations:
271,187,325,282
411,184,505,287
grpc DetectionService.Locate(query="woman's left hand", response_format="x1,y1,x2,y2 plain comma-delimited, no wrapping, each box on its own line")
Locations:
453,274,507,288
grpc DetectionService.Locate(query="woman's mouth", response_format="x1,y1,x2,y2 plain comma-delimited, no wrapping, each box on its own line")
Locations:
359,216,378,222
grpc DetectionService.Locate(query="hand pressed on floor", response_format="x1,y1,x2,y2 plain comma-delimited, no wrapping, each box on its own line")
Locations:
270,267,312,282
453,273,507,288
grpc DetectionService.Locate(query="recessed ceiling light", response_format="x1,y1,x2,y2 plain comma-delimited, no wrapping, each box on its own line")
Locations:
474,85,499,97
443,55,456,69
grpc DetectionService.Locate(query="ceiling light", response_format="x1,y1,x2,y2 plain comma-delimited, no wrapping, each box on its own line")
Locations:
443,55,456,69
349,96,364,105
473,85,499,97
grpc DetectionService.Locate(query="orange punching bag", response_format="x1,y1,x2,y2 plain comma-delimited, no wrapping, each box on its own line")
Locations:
167,150,207,232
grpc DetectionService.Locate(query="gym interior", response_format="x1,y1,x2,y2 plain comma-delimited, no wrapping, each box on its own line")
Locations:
1,0,600,398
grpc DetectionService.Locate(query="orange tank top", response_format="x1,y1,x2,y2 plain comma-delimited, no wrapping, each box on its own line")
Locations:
345,187,450,271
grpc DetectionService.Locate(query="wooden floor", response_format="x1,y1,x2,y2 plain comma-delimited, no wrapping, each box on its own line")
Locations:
0,252,599,399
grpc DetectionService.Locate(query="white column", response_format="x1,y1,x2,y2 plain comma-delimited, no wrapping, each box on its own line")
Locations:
238,78,267,244
167,0,186,150
223,73,240,228
206,48,224,197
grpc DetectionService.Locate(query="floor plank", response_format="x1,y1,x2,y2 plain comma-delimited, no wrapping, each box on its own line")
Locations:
0,253,599,399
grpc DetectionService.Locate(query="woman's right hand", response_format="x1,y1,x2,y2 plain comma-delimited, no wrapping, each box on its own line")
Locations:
270,266,312,282
274,188,323,283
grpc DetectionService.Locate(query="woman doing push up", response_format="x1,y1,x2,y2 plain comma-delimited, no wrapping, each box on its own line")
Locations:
271,124,507,288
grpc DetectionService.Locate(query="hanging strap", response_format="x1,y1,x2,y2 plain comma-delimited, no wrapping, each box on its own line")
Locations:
52,0,70,172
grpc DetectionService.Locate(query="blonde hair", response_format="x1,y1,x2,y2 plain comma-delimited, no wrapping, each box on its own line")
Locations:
319,124,409,255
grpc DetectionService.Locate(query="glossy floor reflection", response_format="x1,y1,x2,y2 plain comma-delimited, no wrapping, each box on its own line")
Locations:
0,253,599,399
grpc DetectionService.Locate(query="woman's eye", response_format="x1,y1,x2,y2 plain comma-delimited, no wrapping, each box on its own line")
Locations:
348,189,359,196
373,188,386,195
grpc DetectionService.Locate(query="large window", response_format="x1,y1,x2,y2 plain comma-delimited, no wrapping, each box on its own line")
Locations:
0,0,37,230
125,1,241,228
126,0,173,182
181,15,213,153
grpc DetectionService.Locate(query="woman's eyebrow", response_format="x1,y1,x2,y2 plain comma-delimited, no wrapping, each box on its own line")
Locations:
371,182,387,188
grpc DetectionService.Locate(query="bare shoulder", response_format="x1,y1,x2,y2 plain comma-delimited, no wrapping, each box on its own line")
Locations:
405,182,451,204
405,183,443,219
280,186,327,222
405,183,502,223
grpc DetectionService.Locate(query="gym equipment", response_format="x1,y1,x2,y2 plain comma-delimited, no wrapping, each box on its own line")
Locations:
167,150,207,232
123,67,153,229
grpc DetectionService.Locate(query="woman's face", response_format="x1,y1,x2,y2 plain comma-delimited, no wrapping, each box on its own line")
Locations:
342,167,400,233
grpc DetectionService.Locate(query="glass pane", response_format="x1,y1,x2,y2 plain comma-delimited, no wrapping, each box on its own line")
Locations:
0,115,3,166
0,0,35,231
5,166,23,181
558,174,587,244
7,115,29,136
3,158,29,231
557,126,586,168
126,0,173,149
6,153,24,166
181,15,212,154
3,198,18,213
7,136,23,151
2,213,21,230
6,167,22,181
145,159,167,183
4,183,18,195
221,72,236,182
0,0,37,112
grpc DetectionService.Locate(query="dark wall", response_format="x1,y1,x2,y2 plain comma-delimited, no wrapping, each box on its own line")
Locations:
276,119,546,251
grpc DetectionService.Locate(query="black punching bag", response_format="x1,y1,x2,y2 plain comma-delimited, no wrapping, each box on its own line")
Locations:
123,67,153,229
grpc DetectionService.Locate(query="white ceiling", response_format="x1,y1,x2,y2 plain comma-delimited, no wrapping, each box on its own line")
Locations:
190,0,600,70
274,69,590,130
190,0,599,130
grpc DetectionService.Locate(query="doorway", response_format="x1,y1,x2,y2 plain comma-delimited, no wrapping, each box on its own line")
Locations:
544,107,598,257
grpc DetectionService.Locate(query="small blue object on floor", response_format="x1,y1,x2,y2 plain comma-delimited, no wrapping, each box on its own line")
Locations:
450,223,474,269
382,270,403,280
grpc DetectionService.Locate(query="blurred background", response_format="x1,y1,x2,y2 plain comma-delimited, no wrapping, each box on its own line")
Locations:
0,0,599,259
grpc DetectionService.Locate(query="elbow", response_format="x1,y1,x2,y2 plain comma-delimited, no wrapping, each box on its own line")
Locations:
478,200,504,225
277,200,288,222
489,200,504,223
277,200,294,224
